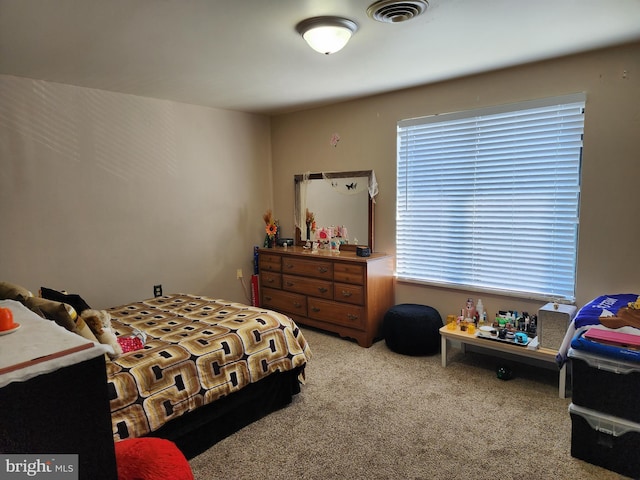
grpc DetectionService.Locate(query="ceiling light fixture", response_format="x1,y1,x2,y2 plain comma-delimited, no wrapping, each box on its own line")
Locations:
296,16,358,55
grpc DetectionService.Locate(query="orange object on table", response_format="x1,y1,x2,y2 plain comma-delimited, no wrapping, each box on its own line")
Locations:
0,308,14,331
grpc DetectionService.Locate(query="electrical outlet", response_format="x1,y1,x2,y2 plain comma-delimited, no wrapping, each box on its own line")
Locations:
154,284,162,297
236,269,243,279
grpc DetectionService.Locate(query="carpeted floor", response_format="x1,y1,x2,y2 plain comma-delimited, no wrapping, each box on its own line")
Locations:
189,327,629,479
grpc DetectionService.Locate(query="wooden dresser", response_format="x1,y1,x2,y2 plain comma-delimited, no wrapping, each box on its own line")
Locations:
258,246,394,347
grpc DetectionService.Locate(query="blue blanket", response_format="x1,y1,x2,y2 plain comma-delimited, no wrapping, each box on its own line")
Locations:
556,293,639,366
570,329,640,363
573,293,639,328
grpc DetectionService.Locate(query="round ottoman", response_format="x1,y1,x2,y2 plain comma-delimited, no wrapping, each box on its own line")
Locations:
383,303,443,355
115,437,194,480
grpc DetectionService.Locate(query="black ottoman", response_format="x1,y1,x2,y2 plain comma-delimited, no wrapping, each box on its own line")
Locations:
383,304,443,355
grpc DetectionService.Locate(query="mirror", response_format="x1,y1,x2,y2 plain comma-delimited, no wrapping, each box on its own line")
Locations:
294,170,376,251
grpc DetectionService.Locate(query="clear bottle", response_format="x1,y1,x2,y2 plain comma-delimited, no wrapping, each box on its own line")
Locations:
476,299,485,326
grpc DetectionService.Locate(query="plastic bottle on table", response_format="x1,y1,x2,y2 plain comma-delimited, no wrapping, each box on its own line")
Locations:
476,299,485,326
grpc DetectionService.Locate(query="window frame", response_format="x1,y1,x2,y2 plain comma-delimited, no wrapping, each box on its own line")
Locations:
396,94,586,302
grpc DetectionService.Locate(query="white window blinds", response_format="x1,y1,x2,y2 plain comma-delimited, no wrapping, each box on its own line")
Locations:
397,94,585,301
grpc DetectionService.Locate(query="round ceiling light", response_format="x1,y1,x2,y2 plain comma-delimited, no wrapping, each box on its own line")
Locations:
366,0,429,23
296,16,358,55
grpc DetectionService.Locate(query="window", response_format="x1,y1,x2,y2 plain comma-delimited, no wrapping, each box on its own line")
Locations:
396,94,585,302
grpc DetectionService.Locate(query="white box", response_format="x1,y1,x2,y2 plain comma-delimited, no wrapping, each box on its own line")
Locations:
537,302,577,350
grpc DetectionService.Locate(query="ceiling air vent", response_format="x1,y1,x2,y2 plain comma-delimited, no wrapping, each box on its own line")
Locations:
366,0,428,23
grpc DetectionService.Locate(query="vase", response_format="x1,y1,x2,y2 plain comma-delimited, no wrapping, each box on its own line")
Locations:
306,223,311,241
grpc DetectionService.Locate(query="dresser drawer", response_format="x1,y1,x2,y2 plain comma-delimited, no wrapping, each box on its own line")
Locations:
261,287,306,316
259,253,281,272
260,271,282,289
333,282,364,305
258,253,282,272
281,257,333,280
308,297,365,329
334,263,365,285
282,274,333,300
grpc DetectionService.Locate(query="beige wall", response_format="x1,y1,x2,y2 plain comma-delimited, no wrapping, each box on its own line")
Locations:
2,42,638,317
271,42,640,319
0,75,272,308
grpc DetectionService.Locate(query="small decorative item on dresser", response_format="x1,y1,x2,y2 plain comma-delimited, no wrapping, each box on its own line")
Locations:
305,209,315,240
356,246,370,257
263,209,278,248
276,238,294,247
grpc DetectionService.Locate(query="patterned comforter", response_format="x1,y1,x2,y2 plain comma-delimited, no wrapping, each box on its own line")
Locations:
106,294,311,441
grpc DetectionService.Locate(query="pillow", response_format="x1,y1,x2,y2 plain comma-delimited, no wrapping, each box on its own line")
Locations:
23,296,76,328
40,286,92,314
115,438,194,480
23,296,99,344
0,281,33,301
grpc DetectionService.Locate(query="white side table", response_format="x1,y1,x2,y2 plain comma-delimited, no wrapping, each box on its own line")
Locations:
440,325,568,398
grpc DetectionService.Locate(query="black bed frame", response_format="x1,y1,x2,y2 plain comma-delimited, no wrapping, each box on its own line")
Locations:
147,366,305,459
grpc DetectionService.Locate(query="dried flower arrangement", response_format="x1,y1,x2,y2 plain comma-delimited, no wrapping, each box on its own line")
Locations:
263,209,278,239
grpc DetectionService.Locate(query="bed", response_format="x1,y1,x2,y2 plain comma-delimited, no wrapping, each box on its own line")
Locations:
105,293,311,456
0,283,311,459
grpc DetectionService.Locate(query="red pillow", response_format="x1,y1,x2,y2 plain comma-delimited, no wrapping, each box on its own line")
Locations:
115,438,193,480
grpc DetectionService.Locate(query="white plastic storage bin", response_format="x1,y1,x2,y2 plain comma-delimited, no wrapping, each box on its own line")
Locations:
569,347,640,422
569,403,640,478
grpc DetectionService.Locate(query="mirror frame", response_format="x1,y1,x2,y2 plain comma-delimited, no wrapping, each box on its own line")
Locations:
294,170,375,252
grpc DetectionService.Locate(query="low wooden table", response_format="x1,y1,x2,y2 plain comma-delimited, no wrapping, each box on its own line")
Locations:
439,325,567,398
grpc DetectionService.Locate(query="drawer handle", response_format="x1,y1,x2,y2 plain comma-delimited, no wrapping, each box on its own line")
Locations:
266,278,274,283
264,296,272,301
341,290,352,297
347,313,359,321
318,287,328,293
317,267,328,273
293,302,302,309
285,263,294,269
311,306,320,313
285,281,294,287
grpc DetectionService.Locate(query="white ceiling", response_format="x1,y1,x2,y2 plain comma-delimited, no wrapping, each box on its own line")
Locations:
1,0,639,115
